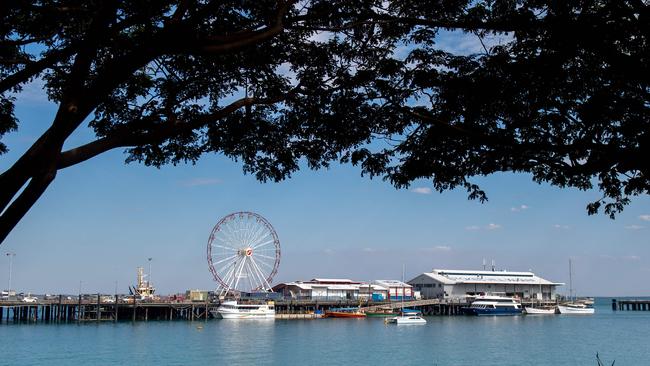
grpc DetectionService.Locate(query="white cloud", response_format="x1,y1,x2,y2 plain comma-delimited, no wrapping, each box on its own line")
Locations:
624,225,644,230
433,245,451,252
420,245,452,253
639,215,650,221
553,224,570,230
362,247,376,253
622,255,641,261
601,254,641,261
411,187,432,195
511,204,529,212
466,224,502,231
181,178,222,187
486,223,502,230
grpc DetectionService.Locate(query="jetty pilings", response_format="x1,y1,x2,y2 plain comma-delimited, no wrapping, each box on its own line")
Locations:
613,299,650,311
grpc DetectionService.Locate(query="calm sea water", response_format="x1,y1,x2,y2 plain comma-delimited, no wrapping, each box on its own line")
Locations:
2,298,648,365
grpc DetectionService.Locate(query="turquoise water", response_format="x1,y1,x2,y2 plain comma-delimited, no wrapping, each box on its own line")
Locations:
2,299,648,365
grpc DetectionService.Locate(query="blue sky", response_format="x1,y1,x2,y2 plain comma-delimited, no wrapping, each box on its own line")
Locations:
1,32,649,297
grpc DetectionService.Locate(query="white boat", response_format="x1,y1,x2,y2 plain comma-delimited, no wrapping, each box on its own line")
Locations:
212,300,275,319
386,264,427,325
557,303,594,315
463,295,523,316
21,294,38,303
524,306,556,315
559,259,594,315
386,314,427,325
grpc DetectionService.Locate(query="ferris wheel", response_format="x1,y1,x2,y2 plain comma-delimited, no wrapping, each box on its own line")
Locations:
207,212,281,293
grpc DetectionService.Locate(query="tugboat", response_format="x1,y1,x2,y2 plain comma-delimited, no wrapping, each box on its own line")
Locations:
129,267,157,301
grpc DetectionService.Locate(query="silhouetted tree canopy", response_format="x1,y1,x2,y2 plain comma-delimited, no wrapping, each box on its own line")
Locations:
1,0,648,244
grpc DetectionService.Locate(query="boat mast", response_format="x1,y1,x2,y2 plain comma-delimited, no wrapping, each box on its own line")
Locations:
568,259,573,302
401,264,405,316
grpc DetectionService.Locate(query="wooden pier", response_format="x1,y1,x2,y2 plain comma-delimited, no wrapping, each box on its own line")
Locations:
612,299,650,311
361,299,466,315
0,295,216,323
0,296,560,322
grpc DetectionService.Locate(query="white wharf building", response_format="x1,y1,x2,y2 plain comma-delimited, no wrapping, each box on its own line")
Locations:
272,278,411,301
408,269,563,301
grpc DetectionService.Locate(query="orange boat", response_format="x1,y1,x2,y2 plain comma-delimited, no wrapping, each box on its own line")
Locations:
323,308,367,318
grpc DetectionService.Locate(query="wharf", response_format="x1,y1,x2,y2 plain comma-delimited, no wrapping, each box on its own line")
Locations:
0,296,559,322
612,299,650,311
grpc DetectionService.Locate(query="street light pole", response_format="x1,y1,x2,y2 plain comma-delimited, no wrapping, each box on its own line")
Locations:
6,252,15,292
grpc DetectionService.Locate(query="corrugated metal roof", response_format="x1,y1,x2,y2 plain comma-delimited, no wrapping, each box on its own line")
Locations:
373,280,412,288
310,278,354,283
434,269,536,277
357,283,389,291
273,282,362,291
409,270,563,286
411,272,456,285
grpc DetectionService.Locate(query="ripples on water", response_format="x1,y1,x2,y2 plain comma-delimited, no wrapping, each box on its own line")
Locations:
2,299,648,365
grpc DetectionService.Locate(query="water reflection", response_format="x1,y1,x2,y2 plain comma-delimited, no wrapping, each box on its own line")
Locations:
206,320,276,364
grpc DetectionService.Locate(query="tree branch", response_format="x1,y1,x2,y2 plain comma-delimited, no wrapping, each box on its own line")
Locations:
0,46,75,93
190,0,295,54
58,94,289,169
287,14,522,33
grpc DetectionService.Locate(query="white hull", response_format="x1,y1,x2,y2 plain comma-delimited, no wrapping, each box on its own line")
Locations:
557,305,595,315
524,307,556,315
213,301,275,319
386,316,427,325
211,310,275,319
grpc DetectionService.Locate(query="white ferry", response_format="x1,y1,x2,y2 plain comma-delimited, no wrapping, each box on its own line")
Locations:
462,295,523,316
212,301,276,319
